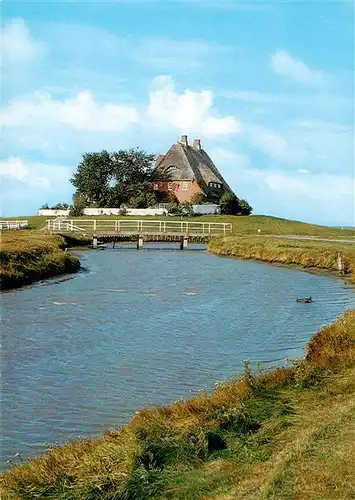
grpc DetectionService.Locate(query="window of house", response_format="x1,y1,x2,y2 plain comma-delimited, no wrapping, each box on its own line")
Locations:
182,181,188,191
168,182,173,190
153,183,159,190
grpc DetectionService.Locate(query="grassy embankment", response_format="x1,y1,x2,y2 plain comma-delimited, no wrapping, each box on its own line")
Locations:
0,231,85,290
2,214,355,238
1,310,355,499
209,236,355,283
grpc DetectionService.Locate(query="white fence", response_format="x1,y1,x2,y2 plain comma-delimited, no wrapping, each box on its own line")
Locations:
37,209,69,216
38,205,220,216
192,204,220,215
0,220,29,230
38,208,168,217
83,208,168,216
47,219,232,236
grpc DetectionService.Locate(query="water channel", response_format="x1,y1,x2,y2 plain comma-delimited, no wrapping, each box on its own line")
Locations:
1,245,354,467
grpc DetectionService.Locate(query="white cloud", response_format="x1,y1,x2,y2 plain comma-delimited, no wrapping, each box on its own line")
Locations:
242,119,353,175
222,91,351,110
203,145,354,225
244,124,297,163
1,157,71,190
147,75,240,137
270,50,326,86
222,91,284,104
264,171,353,200
1,18,45,67
3,91,140,132
260,170,354,225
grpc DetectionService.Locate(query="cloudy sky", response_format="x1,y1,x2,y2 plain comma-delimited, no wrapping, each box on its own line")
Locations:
2,1,354,225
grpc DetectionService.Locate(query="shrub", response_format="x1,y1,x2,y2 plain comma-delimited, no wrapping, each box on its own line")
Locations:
191,193,208,205
220,192,241,215
239,199,253,215
69,196,86,217
167,202,193,216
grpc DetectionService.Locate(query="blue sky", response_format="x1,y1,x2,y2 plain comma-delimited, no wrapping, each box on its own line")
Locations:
2,0,354,225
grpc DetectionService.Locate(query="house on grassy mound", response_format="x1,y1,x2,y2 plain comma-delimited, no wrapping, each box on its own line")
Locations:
153,135,234,204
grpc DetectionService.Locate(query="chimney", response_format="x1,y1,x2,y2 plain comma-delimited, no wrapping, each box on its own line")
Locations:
193,139,201,151
180,135,188,147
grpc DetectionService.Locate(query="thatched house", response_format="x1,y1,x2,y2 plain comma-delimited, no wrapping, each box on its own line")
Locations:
153,135,233,203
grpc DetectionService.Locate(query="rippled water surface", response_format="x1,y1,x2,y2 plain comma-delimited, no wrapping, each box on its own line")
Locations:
2,245,354,466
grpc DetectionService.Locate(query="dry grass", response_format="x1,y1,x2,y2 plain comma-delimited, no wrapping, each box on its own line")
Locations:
209,236,355,282
306,309,355,366
0,231,80,289
2,310,355,499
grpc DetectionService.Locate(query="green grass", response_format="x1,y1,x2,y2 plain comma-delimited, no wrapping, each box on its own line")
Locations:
1,311,355,499
1,214,354,238
0,231,80,289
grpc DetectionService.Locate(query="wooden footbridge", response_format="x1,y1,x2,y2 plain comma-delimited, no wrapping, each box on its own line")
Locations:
47,219,232,249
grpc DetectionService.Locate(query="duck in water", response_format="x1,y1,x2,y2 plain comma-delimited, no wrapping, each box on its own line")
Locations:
296,297,313,303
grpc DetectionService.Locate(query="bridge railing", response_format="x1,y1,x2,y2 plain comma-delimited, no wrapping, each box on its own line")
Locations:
46,219,232,236
0,220,29,230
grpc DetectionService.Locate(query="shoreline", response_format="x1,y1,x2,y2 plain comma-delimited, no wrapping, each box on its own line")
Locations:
3,238,353,291
0,232,84,291
208,236,355,285
207,250,353,285
2,310,354,499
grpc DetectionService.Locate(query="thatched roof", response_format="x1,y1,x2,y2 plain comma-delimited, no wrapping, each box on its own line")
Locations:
155,136,232,194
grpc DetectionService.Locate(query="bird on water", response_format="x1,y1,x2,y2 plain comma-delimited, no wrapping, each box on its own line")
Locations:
296,297,313,303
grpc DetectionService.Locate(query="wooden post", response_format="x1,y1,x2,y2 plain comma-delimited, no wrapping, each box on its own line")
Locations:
180,236,188,250
337,252,344,275
93,220,97,231
70,220,74,231
137,235,143,250
93,235,98,249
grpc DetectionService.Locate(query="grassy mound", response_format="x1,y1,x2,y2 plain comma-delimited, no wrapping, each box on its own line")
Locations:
0,231,80,290
1,310,354,499
209,236,355,282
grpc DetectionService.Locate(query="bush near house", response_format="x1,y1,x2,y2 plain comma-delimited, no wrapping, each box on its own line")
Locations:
69,195,86,217
167,201,194,216
39,203,70,210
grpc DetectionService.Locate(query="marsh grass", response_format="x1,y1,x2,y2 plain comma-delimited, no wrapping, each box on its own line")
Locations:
0,231,80,289
1,311,354,499
209,236,355,282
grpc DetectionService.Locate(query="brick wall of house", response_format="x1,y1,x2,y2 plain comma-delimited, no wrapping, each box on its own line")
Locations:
153,180,203,203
